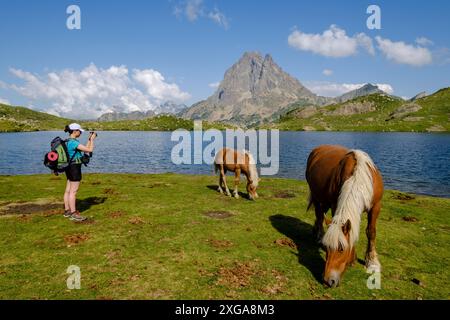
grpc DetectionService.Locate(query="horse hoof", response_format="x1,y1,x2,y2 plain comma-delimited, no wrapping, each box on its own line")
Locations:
366,261,381,273
234,194,239,199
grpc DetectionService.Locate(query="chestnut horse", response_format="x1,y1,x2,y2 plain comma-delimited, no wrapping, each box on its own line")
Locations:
305,145,383,287
214,148,259,200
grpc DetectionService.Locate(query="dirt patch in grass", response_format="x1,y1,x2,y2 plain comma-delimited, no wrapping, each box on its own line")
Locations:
129,216,145,225
216,261,258,288
206,238,233,249
274,237,297,249
0,200,62,216
203,210,233,219
261,270,287,295
392,192,415,201
64,233,89,246
273,191,296,199
402,216,419,222
103,188,119,195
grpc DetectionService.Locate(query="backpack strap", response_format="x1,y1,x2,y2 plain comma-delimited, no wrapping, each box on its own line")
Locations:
65,138,79,166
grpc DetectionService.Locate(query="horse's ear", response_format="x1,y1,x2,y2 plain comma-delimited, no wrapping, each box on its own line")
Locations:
342,219,351,235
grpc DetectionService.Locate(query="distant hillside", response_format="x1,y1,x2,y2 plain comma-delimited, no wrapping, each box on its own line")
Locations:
82,115,230,131
97,101,187,122
0,104,229,132
269,88,450,132
0,104,73,132
98,110,156,122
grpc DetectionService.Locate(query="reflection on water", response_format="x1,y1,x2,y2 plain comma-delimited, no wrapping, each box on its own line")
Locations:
0,131,449,197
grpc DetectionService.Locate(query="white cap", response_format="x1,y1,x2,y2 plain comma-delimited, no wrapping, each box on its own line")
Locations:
68,123,85,132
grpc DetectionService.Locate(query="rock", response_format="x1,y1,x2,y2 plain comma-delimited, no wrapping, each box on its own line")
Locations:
302,126,316,131
426,125,446,132
386,103,422,120
326,101,376,116
403,116,424,122
409,92,427,101
290,105,318,119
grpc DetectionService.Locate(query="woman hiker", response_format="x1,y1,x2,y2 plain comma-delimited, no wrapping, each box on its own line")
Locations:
63,123,97,221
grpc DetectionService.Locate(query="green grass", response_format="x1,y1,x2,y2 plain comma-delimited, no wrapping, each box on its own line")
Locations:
0,173,449,299
269,88,450,132
0,104,74,132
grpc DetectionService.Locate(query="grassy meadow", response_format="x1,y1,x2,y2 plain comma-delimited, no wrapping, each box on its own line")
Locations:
0,173,449,300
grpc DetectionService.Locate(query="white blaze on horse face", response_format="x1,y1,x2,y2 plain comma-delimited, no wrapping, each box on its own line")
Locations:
203,129,223,165
171,129,191,164
258,129,279,175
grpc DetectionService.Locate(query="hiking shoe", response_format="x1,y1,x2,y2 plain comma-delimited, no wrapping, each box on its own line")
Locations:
64,210,72,218
69,211,87,222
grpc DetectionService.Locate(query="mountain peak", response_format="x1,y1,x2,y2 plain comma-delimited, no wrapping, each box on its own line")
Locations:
182,51,322,126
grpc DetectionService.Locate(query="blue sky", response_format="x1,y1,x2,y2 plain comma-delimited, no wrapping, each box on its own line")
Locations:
0,0,449,119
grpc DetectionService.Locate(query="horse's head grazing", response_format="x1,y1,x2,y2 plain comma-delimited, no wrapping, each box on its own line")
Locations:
246,180,258,200
323,219,355,288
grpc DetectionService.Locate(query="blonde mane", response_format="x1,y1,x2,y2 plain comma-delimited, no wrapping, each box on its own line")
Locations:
322,150,376,250
243,150,258,187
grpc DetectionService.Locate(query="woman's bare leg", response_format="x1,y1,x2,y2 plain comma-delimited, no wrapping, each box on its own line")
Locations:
69,181,80,213
64,180,71,211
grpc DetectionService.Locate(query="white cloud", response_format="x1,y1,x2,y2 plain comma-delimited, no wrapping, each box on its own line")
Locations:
415,37,434,46
0,97,10,105
288,25,374,57
173,0,229,29
8,64,190,119
133,69,190,101
322,69,333,76
304,81,394,97
185,0,203,21
356,33,375,56
208,8,229,29
208,81,220,88
375,36,432,66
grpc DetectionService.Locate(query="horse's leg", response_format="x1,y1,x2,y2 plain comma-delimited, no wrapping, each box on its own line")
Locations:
312,201,326,244
221,168,232,197
365,201,381,273
233,168,240,199
217,165,224,194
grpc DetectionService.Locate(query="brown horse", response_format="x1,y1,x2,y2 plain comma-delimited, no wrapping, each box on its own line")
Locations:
214,148,259,200
305,145,383,287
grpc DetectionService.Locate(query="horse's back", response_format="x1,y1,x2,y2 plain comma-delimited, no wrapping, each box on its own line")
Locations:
306,144,383,208
306,145,352,204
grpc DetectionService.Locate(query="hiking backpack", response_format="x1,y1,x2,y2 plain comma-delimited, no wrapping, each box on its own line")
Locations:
43,137,77,175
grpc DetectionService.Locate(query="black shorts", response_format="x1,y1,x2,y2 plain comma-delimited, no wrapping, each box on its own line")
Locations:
65,163,82,181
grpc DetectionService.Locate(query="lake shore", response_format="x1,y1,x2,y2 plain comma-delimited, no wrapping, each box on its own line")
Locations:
0,173,449,299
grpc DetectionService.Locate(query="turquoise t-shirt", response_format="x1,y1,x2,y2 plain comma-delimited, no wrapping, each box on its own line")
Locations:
66,138,82,161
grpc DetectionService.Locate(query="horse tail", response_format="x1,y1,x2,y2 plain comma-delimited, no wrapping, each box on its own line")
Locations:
322,149,376,250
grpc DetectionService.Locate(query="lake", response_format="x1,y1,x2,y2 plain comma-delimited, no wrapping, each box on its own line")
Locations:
1,131,449,198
